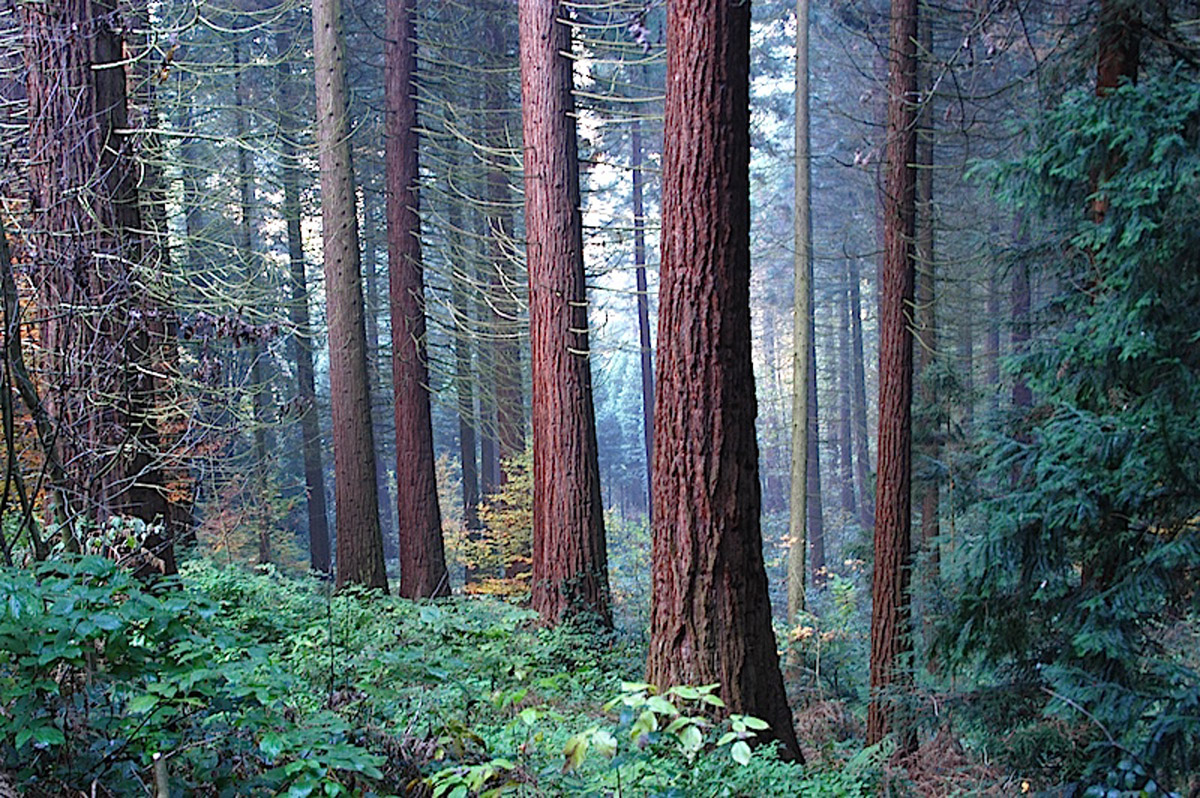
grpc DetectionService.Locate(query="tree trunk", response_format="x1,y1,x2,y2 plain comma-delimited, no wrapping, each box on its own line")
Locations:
806,336,825,588
631,117,654,519
1011,259,1031,411
387,0,451,598
914,12,938,575
838,263,857,520
518,0,611,626
646,0,801,763
788,0,812,619
849,256,875,530
312,0,387,590
22,0,174,568
867,0,918,749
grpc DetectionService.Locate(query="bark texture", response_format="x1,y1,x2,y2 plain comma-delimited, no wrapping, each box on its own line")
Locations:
386,0,450,598
867,0,918,749
849,256,875,530
646,0,801,762
23,0,174,567
312,0,387,590
519,0,611,626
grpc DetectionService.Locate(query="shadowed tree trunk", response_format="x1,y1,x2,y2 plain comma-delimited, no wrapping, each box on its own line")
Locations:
806,341,825,588
275,28,331,574
519,0,611,626
646,0,801,763
631,117,654,518
22,0,174,568
868,0,918,749
387,0,450,598
849,255,874,530
914,11,938,576
312,0,387,590
838,262,858,520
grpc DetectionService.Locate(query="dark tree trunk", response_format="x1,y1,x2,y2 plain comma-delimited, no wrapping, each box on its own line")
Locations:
447,199,481,536
23,0,174,568
519,0,611,626
849,256,875,530
313,0,387,590
631,118,654,518
646,0,801,763
914,13,938,575
838,263,857,519
867,0,918,749
1011,260,1032,411
386,0,450,598
806,338,825,587
986,272,1001,400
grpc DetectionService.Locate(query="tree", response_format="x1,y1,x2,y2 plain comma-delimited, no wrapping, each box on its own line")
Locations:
386,0,450,598
788,0,813,620
22,0,175,568
518,0,611,626
867,0,918,748
312,0,387,590
645,0,801,762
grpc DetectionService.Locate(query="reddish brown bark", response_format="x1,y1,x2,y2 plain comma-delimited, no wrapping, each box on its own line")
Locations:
867,0,918,749
276,27,331,574
313,0,387,590
519,0,611,626
645,0,801,762
386,0,450,598
23,0,174,568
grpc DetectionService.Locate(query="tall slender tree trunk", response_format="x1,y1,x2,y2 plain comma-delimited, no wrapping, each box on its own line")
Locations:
1011,259,1031,411
447,196,481,536
838,263,858,520
849,256,875,530
914,12,938,574
387,0,450,598
276,28,331,574
788,0,812,619
646,0,801,763
631,117,654,518
868,0,918,749
519,0,611,626
312,0,387,590
806,341,825,587
985,272,1001,401
22,0,173,567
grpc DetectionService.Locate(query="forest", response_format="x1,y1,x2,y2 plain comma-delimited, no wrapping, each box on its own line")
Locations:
0,0,1197,794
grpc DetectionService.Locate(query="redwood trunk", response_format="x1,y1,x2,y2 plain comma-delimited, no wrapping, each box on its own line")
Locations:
387,0,450,598
23,0,173,566
867,0,918,749
312,0,387,590
646,0,801,762
519,0,611,626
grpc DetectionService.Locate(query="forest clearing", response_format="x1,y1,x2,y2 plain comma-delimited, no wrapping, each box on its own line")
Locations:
0,0,1197,795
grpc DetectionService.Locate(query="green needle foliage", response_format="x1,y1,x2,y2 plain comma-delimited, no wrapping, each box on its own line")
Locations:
946,72,1200,791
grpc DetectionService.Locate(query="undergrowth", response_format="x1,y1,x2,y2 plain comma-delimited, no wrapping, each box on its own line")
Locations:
1,556,886,796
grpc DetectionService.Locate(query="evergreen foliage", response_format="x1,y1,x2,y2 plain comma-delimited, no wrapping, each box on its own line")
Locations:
947,73,1200,789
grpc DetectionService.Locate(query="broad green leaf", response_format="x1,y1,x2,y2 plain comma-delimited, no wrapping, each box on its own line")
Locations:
731,740,752,766
562,731,590,772
679,723,703,752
